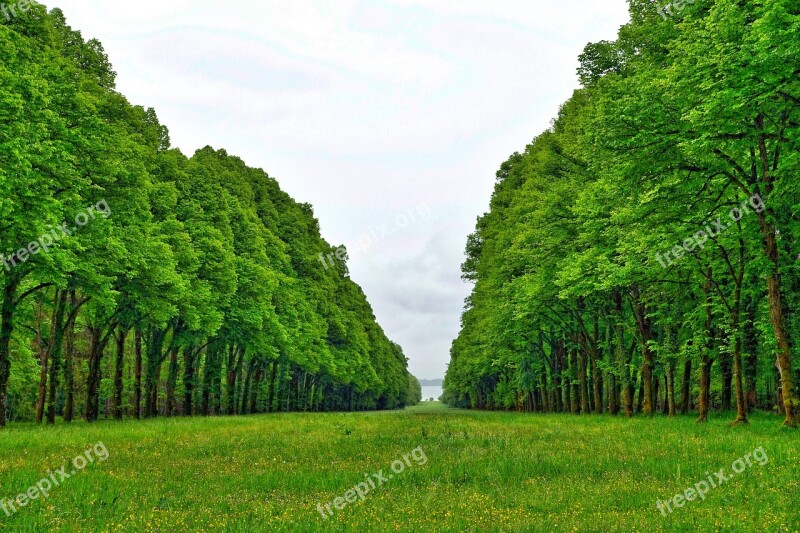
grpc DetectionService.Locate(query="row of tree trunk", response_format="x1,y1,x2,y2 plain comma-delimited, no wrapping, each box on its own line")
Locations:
474,286,785,425
25,310,378,424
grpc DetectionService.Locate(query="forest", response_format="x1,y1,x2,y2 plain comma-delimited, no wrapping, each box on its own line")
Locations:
444,0,800,427
0,5,420,426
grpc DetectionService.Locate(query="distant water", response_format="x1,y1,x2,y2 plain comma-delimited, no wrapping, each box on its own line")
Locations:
421,385,443,401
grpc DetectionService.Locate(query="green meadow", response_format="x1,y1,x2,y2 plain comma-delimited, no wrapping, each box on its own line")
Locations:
0,404,797,532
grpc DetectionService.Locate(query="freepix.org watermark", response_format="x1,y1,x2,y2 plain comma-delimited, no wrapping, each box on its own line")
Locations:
1,199,111,272
656,446,768,517
655,193,764,269
318,203,431,271
316,446,428,520
656,0,698,20
1,442,109,518
0,0,34,21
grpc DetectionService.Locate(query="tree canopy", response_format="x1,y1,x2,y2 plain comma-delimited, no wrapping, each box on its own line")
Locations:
0,4,418,425
444,0,800,428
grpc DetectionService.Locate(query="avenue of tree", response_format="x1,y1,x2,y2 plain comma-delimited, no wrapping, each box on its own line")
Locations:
444,0,800,427
0,5,421,426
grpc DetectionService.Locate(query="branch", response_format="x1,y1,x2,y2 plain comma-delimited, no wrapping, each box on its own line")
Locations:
14,283,54,306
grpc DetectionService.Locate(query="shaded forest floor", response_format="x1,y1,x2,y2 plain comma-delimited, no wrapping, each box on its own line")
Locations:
0,404,798,532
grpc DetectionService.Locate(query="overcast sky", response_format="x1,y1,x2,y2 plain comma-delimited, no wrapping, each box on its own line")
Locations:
52,0,631,380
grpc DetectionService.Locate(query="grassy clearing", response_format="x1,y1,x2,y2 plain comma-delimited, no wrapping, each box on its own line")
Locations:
0,403,798,532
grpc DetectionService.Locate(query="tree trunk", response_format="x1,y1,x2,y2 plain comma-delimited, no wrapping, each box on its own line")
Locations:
183,345,196,416
63,291,79,423
267,362,278,413
720,349,733,411
590,314,603,414
680,359,692,414
241,358,255,414
666,362,676,418
578,348,589,414
653,375,661,413
0,279,17,427
133,329,142,419
201,343,219,416
35,293,64,424
743,298,759,409
624,340,635,416
166,345,180,417
539,371,550,413
731,291,748,425
612,292,628,416
86,326,112,422
636,372,645,414
697,273,715,423
608,372,618,415
754,127,797,426
552,333,564,413
144,327,167,418
249,361,264,414
592,356,603,414
226,345,244,415
211,349,223,416
290,370,299,412
631,285,655,415
34,298,50,424
46,291,68,424
570,347,579,415
113,328,127,420
85,328,101,422
563,348,571,414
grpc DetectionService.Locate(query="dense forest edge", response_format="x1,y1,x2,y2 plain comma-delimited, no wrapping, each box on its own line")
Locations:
443,0,800,428
0,4,422,426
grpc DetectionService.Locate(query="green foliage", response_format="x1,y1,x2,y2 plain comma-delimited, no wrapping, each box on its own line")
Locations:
445,0,800,426
407,374,423,406
0,4,413,424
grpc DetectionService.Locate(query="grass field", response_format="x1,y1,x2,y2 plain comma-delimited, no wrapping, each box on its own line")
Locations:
0,403,798,532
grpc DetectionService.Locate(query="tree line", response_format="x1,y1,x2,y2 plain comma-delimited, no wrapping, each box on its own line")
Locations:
444,0,800,427
0,5,420,426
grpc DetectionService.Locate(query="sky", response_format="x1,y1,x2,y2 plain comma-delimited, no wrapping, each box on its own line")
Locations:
51,0,631,380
